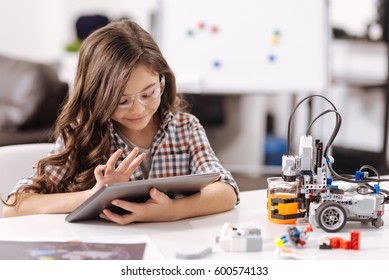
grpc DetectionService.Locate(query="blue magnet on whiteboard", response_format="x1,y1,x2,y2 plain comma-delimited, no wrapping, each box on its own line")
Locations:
268,54,276,62
213,60,221,68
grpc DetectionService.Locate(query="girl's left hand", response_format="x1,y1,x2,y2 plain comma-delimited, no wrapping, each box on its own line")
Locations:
99,188,175,225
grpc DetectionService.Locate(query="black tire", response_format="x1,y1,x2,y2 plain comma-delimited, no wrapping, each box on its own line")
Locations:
315,202,347,233
372,216,384,228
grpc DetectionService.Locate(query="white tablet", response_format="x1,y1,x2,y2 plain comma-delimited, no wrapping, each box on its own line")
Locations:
65,172,220,222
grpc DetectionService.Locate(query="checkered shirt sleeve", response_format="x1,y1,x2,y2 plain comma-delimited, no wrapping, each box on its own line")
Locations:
11,139,65,194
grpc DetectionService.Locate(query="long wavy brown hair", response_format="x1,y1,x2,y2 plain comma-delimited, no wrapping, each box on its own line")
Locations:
8,20,185,205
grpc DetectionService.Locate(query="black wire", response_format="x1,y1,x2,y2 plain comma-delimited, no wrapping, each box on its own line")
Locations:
287,94,338,155
327,163,389,204
359,165,380,182
305,109,342,157
328,163,389,183
306,109,339,135
357,185,376,195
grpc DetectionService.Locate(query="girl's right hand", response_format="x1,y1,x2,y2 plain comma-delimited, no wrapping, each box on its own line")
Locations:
89,148,146,196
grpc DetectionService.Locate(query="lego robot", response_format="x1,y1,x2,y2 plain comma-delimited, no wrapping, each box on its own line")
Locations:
270,95,389,232
278,135,386,232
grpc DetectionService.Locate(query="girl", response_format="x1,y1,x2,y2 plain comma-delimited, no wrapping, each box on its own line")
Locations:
2,20,239,224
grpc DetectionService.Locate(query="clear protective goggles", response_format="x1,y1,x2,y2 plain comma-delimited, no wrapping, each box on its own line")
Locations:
116,75,165,111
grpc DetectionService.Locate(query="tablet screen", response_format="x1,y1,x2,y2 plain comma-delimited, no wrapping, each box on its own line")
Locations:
65,172,220,222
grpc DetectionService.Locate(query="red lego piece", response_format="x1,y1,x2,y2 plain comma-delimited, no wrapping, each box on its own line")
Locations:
329,237,341,249
320,231,361,251
340,239,350,249
350,231,360,250
303,224,313,234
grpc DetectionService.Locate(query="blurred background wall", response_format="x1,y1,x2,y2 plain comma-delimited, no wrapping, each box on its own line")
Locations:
0,0,388,189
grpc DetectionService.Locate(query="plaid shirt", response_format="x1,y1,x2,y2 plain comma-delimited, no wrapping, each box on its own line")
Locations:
14,111,239,201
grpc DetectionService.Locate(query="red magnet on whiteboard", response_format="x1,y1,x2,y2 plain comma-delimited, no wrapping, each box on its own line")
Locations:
211,25,219,33
198,21,206,30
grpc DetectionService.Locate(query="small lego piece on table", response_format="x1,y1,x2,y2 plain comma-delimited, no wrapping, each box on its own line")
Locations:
350,231,360,250
318,231,360,250
275,224,313,248
216,223,262,252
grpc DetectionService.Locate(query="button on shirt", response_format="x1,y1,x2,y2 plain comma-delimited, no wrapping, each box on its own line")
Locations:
13,111,239,202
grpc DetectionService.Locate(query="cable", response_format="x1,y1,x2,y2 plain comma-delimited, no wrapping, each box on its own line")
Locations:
305,109,342,157
306,109,338,135
359,165,380,182
328,162,389,183
327,163,389,204
287,94,339,155
356,185,389,204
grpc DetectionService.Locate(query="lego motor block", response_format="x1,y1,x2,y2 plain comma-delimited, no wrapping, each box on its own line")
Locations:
216,223,262,252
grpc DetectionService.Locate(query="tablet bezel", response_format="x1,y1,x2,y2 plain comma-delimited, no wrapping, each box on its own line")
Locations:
65,172,220,222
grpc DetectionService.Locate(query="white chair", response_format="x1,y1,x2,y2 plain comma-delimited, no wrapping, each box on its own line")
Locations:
0,143,55,217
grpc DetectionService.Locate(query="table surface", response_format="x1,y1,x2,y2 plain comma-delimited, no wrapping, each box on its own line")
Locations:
0,188,388,260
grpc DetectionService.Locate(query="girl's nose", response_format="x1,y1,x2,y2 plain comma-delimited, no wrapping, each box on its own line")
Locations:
129,98,146,113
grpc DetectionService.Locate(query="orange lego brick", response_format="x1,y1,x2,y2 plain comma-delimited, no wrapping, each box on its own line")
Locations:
329,237,341,249
340,239,350,250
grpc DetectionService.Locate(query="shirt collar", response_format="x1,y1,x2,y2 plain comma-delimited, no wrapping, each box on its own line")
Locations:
160,110,174,130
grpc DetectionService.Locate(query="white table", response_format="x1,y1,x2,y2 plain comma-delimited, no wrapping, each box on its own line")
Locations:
0,189,388,260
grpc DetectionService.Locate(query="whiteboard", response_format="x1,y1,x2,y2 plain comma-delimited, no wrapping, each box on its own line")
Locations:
155,0,329,94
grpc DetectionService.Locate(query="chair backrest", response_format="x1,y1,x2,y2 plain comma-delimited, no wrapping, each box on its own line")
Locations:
0,143,54,217
0,55,68,147
0,55,68,131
